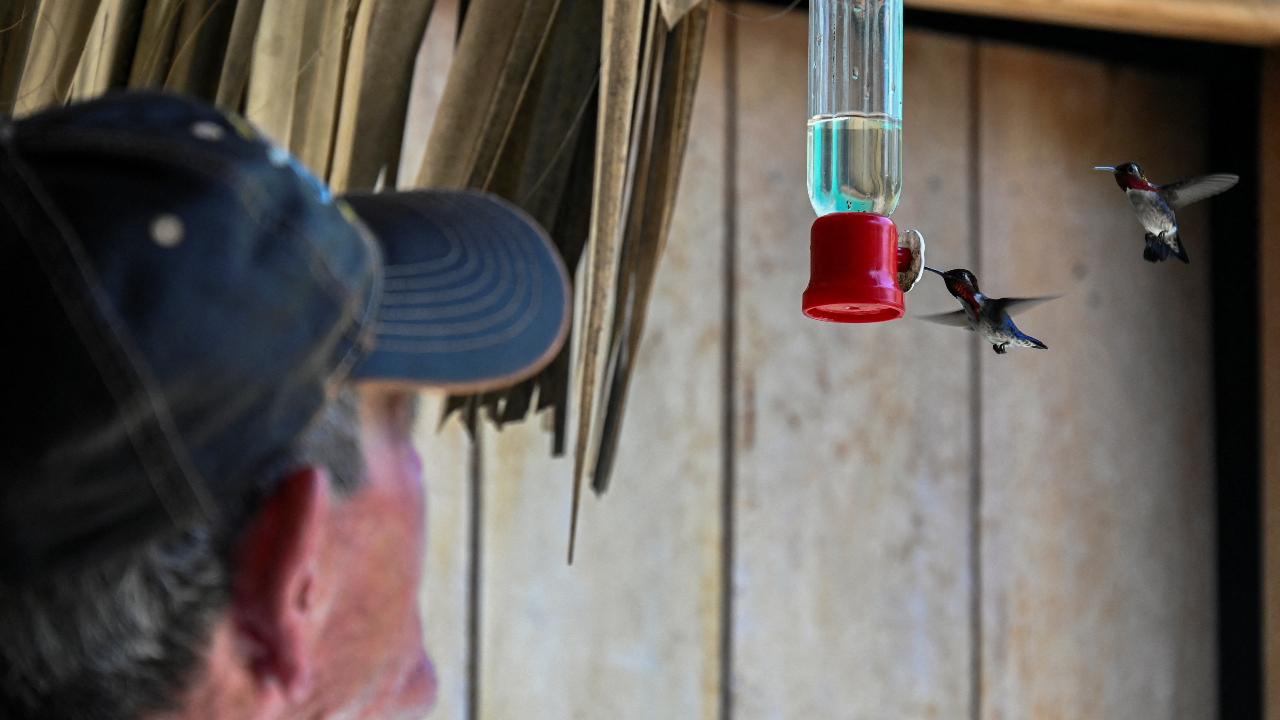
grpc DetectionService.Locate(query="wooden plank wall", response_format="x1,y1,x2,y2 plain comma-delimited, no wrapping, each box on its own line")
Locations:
411,3,1219,718
977,45,1216,719
731,19,972,719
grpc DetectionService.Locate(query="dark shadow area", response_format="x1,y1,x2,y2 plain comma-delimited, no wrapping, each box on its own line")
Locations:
1205,43,1262,720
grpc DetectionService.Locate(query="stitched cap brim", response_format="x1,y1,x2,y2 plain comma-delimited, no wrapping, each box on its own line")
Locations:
341,190,570,394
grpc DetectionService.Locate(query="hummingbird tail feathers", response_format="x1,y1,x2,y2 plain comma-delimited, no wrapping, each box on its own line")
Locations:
1143,233,1190,264
1019,332,1048,350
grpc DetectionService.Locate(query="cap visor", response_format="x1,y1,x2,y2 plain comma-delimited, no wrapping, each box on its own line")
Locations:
341,190,570,394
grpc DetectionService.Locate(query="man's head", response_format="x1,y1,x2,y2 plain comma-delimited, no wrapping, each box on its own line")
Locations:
0,93,570,718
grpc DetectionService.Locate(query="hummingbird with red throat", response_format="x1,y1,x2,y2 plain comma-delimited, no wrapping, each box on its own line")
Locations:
920,267,1056,355
1093,162,1237,264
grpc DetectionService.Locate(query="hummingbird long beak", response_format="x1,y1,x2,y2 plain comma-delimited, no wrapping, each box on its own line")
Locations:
1093,165,1117,173
923,266,945,276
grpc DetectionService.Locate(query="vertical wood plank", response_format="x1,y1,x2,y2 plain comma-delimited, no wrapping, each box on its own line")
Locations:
415,394,473,720
977,43,1216,720
1262,46,1280,720
731,8,974,717
474,9,726,719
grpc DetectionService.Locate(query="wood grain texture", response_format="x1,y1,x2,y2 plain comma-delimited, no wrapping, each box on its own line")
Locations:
1263,46,1280,720
977,42,1216,720
414,393,473,720
907,0,1280,45
475,12,725,717
731,9,973,717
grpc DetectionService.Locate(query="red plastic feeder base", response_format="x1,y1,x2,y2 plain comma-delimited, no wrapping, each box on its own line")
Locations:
802,212,904,323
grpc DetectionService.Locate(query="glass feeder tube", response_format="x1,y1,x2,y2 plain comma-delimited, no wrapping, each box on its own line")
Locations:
802,0,921,324
807,0,902,217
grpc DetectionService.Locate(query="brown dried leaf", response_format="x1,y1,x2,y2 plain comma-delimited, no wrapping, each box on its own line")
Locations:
72,0,147,100
15,0,103,113
328,0,434,191
213,0,264,109
0,0,41,113
243,0,308,146
567,0,649,562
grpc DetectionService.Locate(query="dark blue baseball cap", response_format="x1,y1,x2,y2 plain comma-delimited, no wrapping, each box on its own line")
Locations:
0,92,570,582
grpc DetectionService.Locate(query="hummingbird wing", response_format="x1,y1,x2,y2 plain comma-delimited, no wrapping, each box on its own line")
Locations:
917,310,973,329
988,296,1059,317
1158,174,1239,208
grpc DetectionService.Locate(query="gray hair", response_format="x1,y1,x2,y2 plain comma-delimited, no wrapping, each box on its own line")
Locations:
0,391,364,720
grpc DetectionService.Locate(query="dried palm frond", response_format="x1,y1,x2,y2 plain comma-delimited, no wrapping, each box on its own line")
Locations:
213,0,264,109
163,0,237,101
589,3,707,496
413,0,709,561
565,0,651,562
328,0,435,191
659,0,707,26
566,0,708,561
14,0,103,113
0,0,712,566
422,0,602,446
288,0,350,178
417,0,572,190
72,0,146,101
242,2,308,145
0,1,40,114
128,0,183,88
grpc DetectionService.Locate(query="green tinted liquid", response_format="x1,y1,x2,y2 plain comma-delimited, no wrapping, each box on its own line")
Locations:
807,113,902,216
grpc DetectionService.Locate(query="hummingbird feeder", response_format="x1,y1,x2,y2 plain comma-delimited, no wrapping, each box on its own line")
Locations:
803,0,925,323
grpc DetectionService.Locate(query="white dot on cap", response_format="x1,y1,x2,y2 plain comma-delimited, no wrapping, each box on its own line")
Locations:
267,145,290,167
150,214,185,247
190,121,225,141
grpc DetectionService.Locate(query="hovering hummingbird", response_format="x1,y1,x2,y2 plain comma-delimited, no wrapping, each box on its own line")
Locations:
1093,162,1238,264
920,267,1055,355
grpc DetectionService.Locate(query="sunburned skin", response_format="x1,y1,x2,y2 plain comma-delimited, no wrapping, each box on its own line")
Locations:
165,388,435,720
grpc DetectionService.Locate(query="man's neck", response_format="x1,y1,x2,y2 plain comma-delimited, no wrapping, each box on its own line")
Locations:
152,620,268,720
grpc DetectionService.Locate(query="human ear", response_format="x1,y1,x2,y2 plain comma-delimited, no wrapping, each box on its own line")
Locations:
229,466,332,703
